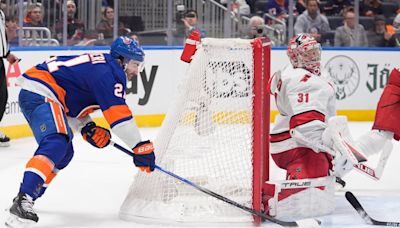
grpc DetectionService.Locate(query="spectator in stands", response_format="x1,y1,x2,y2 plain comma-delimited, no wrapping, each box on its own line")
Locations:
23,3,45,27
55,0,85,45
385,13,400,35
297,0,306,14
220,0,251,15
265,0,289,17
246,0,257,14
334,8,368,47
182,10,206,40
244,16,266,39
294,0,331,42
360,0,383,17
264,0,305,17
394,13,400,29
368,15,394,47
96,6,130,44
5,16,18,46
172,9,205,45
388,13,400,46
323,0,353,16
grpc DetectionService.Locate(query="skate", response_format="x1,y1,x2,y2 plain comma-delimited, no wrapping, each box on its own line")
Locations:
5,192,38,228
0,131,10,147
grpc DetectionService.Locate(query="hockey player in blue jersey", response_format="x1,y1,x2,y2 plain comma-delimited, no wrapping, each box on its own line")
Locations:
6,37,155,227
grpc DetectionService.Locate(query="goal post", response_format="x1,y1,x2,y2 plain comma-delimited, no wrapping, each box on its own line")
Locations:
252,37,271,224
119,37,271,225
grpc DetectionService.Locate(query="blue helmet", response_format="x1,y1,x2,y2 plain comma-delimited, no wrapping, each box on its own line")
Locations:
110,36,144,62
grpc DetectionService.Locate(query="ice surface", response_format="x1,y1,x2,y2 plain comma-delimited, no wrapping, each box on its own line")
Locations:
0,124,399,227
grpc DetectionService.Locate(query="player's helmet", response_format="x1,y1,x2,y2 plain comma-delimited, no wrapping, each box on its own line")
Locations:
110,36,144,63
287,33,321,75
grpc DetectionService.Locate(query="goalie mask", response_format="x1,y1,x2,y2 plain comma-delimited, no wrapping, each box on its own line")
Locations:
287,33,321,76
110,36,145,78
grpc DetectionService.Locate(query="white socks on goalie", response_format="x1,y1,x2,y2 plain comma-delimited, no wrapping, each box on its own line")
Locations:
356,130,393,157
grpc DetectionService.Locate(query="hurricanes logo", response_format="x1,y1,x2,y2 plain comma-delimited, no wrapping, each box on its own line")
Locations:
324,55,360,100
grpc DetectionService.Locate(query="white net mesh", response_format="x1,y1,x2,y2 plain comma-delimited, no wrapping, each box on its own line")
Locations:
119,38,258,224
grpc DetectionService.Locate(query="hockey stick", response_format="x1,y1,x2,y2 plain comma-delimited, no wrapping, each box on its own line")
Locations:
345,191,400,226
110,141,321,227
354,163,381,181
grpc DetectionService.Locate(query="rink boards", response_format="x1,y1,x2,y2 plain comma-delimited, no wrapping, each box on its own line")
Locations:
2,46,399,139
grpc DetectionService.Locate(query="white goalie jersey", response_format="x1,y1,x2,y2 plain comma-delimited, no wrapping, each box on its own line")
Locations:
270,66,336,154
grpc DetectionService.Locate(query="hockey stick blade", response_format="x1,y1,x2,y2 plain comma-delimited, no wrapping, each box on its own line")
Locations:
345,191,400,226
110,141,321,227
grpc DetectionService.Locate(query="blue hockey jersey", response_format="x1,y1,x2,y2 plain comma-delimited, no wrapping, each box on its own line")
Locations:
18,53,142,148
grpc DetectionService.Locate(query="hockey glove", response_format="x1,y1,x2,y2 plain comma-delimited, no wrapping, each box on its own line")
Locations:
81,122,111,148
132,140,155,173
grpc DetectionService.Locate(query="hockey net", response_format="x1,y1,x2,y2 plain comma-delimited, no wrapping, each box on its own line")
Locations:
119,38,271,225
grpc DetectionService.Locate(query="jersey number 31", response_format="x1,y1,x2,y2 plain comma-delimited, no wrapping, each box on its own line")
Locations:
297,93,309,103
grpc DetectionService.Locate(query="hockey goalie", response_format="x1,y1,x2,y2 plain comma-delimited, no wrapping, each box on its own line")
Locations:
265,33,366,220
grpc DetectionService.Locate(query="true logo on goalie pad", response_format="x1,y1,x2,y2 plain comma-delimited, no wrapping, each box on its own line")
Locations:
281,181,312,188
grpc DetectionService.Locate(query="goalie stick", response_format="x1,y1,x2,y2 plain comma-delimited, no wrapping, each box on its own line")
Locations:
110,141,321,227
345,191,400,227
353,141,393,181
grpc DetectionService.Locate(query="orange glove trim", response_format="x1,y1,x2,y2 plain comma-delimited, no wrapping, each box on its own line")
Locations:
133,142,154,155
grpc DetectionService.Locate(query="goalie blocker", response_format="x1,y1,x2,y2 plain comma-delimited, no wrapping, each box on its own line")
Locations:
352,67,399,180
372,67,400,140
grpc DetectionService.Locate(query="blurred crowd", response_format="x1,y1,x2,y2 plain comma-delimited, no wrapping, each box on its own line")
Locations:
1,0,138,46
243,0,400,47
2,0,400,47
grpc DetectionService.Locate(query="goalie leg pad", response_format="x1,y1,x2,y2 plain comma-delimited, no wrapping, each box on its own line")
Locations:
264,176,335,220
271,147,332,181
264,148,332,217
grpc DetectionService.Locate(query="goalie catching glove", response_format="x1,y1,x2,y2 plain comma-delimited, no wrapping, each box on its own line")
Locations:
133,140,155,173
322,116,367,177
81,122,111,148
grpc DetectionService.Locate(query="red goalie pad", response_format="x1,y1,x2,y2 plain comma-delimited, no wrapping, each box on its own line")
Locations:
373,67,400,140
264,147,332,202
